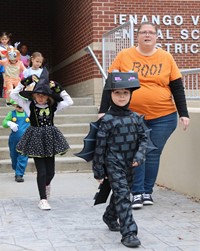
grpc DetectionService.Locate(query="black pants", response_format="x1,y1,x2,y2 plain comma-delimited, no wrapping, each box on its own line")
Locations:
0,73,3,97
34,156,55,199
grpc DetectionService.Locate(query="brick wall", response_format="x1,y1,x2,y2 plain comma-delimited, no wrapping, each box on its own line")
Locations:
51,0,116,86
52,0,200,89
1,1,200,90
114,0,200,69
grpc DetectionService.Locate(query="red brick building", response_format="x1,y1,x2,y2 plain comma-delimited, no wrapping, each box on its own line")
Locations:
1,0,200,104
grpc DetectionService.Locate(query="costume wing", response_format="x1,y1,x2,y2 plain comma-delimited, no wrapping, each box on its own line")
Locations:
74,120,100,162
142,119,158,154
93,178,111,205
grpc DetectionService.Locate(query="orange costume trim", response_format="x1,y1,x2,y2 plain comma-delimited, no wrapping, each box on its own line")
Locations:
108,47,182,120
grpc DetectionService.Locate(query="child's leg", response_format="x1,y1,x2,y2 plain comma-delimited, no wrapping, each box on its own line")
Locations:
13,78,20,88
0,72,3,97
106,164,138,237
4,79,13,103
45,156,55,186
16,154,28,176
34,157,47,199
9,140,18,171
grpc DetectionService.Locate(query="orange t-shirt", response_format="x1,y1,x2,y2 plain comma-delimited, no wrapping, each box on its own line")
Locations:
108,47,182,120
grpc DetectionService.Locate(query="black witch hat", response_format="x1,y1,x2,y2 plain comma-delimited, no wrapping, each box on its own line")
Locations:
19,67,63,102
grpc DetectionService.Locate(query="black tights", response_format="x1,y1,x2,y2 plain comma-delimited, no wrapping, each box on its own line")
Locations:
34,156,55,199
0,73,3,97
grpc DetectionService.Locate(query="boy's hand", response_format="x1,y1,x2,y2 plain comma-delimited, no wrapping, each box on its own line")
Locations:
7,121,18,132
132,162,139,167
97,179,104,184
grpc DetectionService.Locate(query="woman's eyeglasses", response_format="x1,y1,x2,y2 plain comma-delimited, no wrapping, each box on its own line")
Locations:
138,31,157,36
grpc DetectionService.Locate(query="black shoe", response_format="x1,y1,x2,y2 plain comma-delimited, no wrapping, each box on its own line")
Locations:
103,215,120,232
121,234,141,248
132,194,143,209
15,175,24,182
142,193,154,205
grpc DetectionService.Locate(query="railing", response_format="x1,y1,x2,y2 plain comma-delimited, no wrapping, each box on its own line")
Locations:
181,68,200,99
102,18,134,79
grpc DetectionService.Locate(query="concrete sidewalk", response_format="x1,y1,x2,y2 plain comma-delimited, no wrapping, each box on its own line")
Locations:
0,171,200,251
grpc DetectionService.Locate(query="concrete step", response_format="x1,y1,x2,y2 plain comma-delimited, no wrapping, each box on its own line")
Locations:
0,105,98,116
0,114,98,124
0,96,98,173
0,145,84,160
0,156,92,173
0,97,94,107
0,123,91,135
0,133,86,147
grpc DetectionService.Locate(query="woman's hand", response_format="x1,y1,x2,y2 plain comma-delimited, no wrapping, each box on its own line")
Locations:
179,117,190,131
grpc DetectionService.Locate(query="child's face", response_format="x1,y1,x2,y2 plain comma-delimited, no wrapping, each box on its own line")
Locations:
9,59,17,64
33,93,49,105
111,89,131,107
14,105,24,112
31,56,43,69
0,36,9,46
20,45,28,55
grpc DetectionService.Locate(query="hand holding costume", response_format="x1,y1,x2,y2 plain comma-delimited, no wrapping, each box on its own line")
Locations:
14,42,20,49
49,81,63,93
21,75,39,86
7,121,18,132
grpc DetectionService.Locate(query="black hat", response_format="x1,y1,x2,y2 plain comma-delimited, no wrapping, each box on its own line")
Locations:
19,67,63,102
104,71,140,91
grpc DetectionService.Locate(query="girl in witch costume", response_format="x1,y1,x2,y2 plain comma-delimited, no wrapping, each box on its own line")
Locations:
10,67,73,210
92,72,148,248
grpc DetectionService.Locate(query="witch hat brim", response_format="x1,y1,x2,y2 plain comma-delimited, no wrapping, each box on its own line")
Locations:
19,67,63,102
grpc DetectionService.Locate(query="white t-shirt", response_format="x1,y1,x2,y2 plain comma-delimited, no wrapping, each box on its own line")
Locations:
23,67,43,78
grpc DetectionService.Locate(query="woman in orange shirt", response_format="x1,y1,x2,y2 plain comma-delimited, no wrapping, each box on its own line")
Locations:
98,21,190,209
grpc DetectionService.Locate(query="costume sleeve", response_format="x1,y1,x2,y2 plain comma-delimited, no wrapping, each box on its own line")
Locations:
132,115,148,165
169,78,189,118
23,68,29,78
10,83,31,116
2,111,12,128
0,60,5,66
20,61,26,73
92,120,109,179
56,90,74,112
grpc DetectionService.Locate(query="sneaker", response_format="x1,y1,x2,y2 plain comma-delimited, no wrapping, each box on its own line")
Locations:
15,175,24,182
46,185,51,199
103,215,120,232
121,234,141,248
142,193,154,205
132,194,143,209
38,199,51,210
